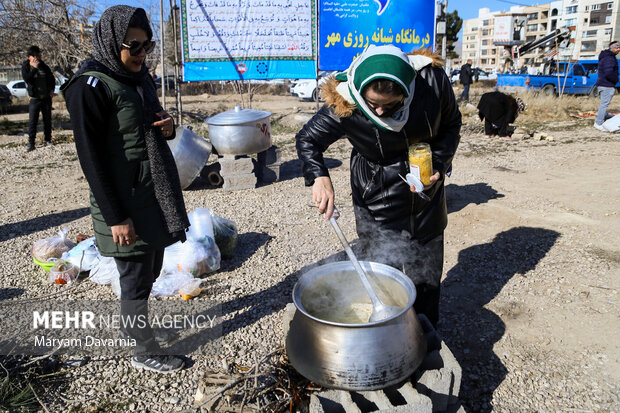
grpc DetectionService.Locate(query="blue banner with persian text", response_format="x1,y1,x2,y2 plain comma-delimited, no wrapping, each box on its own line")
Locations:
180,0,317,80
319,0,435,70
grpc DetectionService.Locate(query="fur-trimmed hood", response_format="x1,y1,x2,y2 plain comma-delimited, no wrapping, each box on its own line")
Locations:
321,48,444,118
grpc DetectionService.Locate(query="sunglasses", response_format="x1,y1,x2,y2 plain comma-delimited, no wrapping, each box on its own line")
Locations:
121,39,156,56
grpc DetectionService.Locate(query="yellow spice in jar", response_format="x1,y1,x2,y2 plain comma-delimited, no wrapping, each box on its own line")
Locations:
408,143,432,186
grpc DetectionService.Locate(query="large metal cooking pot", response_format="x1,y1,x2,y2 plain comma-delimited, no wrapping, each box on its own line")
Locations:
286,261,427,391
205,106,271,156
167,126,212,189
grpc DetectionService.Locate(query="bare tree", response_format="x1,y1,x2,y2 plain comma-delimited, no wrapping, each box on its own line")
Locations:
0,0,95,76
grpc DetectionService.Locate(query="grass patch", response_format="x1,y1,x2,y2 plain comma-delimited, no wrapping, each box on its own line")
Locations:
270,120,300,135
0,374,36,411
0,118,28,135
506,91,600,123
0,355,66,412
52,134,74,144
0,142,21,149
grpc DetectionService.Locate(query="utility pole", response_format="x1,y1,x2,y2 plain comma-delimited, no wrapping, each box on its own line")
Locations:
171,0,182,125
160,0,166,109
442,0,447,61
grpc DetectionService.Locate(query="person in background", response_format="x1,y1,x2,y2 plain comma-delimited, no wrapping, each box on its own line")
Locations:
63,5,189,373
296,45,461,327
477,91,526,139
21,45,56,152
594,41,620,131
458,59,473,102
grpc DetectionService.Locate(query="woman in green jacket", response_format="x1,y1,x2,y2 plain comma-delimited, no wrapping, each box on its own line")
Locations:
63,5,189,373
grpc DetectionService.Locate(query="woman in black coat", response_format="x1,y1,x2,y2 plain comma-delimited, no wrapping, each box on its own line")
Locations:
296,45,461,325
477,91,526,138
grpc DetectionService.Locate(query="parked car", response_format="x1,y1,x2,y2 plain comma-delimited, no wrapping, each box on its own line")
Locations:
6,80,28,99
290,71,333,101
495,60,619,96
0,84,12,111
450,68,497,84
5,77,64,99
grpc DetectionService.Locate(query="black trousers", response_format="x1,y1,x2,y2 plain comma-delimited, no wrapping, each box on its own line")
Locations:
484,119,509,137
353,206,443,327
115,250,164,355
28,96,52,146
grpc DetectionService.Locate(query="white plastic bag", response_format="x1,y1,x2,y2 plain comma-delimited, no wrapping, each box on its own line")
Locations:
162,239,220,276
179,279,204,300
162,208,221,277
32,227,75,262
151,270,195,297
89,257,121,296
61,237,101,272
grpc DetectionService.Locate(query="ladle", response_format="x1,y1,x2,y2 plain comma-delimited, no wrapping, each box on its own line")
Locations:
328,210,402,322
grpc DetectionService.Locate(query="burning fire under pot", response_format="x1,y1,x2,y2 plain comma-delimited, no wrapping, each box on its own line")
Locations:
286,260,427,391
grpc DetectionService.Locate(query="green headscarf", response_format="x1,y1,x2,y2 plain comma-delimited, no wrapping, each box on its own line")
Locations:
335,45,416,131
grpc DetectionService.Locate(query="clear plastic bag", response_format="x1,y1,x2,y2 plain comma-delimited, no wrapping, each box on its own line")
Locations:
187,207,215,243
49,260,78,284
32,227,75,262
151,270,195,297
88,256,121,296
210,211,238,259
61,237,101,272
162,239,220,276
179,279,204,300
162,208,221,277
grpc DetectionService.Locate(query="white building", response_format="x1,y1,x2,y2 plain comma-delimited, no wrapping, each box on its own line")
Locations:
459,1,620,70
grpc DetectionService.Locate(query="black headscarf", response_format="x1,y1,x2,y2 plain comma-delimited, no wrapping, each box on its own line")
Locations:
91,5,189,238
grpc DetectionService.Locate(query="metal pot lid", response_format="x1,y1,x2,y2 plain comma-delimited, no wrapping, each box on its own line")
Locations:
205,106,272,125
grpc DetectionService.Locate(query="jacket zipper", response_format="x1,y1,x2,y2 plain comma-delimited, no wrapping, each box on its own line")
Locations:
424,110,433,136
374,127,385,159
362,165,378,199
402,130,415,235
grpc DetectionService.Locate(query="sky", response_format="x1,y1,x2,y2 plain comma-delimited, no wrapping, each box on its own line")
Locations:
94,0,175,25
447,0,548,20
97,0,550,24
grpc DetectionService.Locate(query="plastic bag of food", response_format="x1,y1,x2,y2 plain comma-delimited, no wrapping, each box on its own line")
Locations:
163,238,220,276
61,237,101,272
179,279,204,300
151,270,195,297
32,227,75,262
210,211,238,259
49,261,78,285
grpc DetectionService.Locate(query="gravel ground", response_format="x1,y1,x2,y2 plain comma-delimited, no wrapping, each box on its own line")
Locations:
0,95,619,412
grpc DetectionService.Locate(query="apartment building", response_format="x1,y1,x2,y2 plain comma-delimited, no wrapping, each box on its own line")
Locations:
459,0,620,71
570,0,620,58
461,8,506,70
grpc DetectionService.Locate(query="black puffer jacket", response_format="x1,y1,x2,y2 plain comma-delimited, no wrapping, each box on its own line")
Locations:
296,53,461,243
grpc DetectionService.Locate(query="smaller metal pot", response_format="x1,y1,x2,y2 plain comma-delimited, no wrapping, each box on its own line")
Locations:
205,106,272,156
